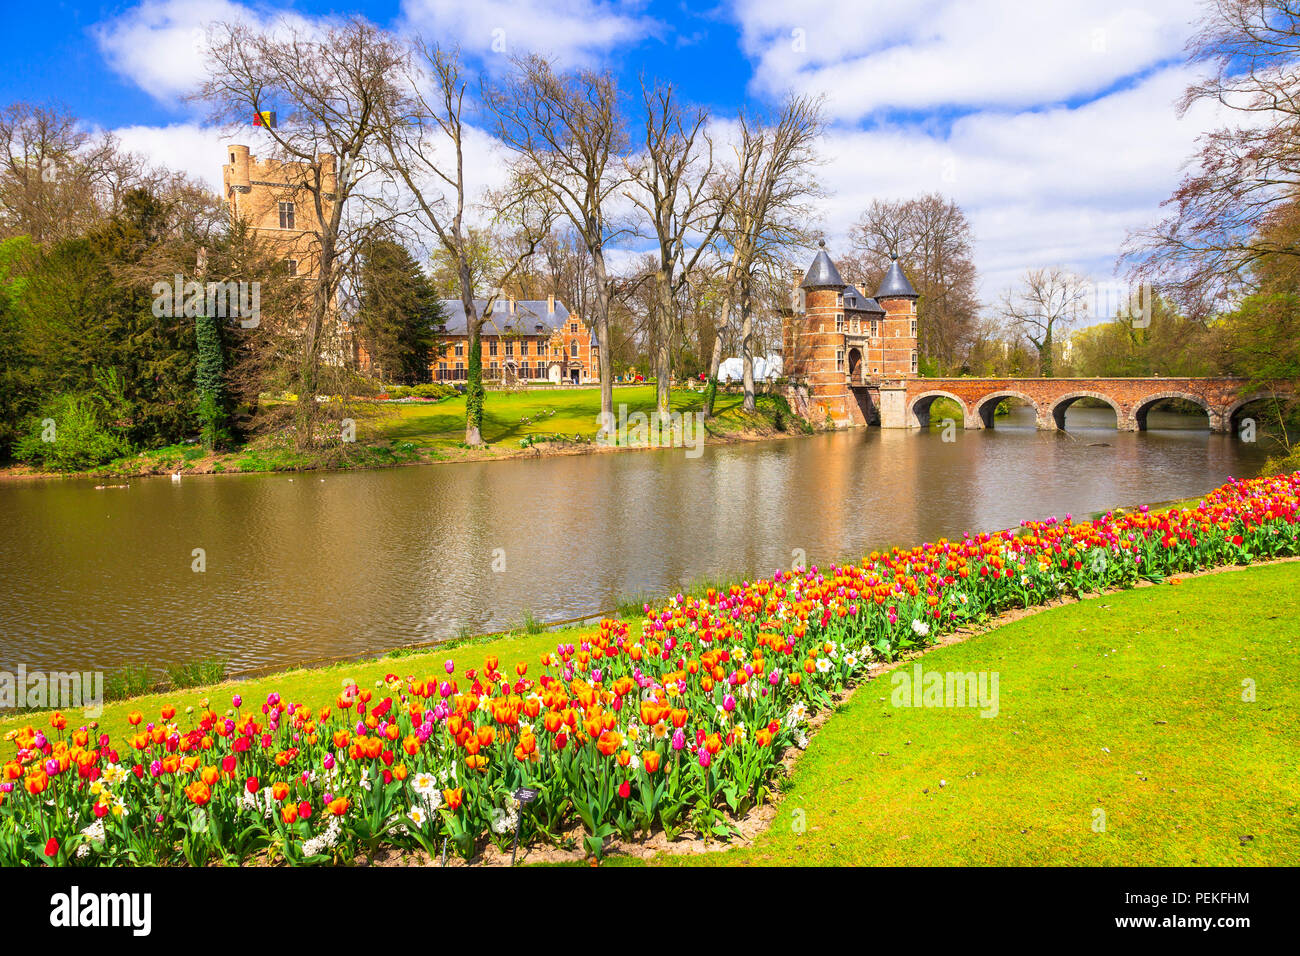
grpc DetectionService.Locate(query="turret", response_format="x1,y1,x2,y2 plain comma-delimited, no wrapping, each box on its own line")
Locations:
873,258,919,378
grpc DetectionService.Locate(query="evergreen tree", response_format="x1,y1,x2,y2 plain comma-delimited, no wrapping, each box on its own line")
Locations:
355,237,444,385
195,312,229,449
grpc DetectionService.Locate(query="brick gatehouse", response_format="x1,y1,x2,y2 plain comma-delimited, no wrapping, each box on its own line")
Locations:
783,246,1272,433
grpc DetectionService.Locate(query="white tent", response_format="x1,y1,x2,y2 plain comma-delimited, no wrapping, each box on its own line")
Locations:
718,354,783,383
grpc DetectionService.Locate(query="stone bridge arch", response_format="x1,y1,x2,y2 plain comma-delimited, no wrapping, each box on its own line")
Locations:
971,390,1040,429
1132,391,1212,431
1048,391,1125,430
907,390,971,429
1223,391,1276,436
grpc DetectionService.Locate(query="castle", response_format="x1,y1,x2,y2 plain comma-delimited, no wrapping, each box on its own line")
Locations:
221,144,599,385
783,242,920,427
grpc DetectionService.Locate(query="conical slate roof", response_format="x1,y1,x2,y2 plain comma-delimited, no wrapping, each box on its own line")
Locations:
875,258,917,299
801,242,844,289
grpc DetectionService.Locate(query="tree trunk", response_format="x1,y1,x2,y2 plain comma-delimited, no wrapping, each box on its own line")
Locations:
592,250,614,422
465,323,484,445
740,280,756,413
655,272,673,417
702,294,731,419
295,237,334,449
1041,323,1054,378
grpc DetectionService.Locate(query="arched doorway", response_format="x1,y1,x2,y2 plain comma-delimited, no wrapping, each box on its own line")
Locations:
847,347,862,384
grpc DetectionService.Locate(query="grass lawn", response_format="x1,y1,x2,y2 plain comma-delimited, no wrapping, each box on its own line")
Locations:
362,384,806,452
639,561,1300,866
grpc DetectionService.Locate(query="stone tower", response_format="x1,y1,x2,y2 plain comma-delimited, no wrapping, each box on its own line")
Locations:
782,244,920,427
874,258,919,379
221,144,336,282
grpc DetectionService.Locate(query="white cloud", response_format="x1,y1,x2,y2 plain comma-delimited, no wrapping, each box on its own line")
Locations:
733,0,1194,118
398,0,659,69
807,65,1228,306
93,0,327,106
110,122,232,190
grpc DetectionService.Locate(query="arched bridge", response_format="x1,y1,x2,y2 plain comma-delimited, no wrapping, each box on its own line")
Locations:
903,377,1277,433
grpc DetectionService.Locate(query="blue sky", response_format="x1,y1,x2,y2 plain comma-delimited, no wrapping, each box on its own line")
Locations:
0,0,1225,305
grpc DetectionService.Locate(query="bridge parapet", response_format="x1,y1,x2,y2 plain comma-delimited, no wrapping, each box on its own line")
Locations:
892,377,1266,433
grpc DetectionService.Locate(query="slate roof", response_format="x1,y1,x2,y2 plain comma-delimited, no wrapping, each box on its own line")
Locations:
801,243,844,289
439,298,575,337
842,284,885,314
875,259,918,299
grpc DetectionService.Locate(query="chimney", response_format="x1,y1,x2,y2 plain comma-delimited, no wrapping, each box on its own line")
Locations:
547,294,555,315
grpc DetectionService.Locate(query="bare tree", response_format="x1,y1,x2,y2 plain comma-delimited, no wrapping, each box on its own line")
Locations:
999,267,1089,377
706,95,824,415
849,193,979,372
485,55,628,424
197,17,406,447
380,40,551,445
624,81,733,416
0,102,217,245
1123,0,1300,314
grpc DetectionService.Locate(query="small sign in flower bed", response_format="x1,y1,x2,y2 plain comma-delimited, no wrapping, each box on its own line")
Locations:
3,473,1299,865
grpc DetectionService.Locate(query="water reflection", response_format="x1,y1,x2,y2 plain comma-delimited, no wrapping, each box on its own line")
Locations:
0,406,1268,674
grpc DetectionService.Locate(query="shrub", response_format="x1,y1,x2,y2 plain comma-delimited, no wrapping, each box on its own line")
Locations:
13,394,130,471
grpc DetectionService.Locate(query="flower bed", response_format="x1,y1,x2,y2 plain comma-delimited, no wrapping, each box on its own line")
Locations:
3,473,1299,866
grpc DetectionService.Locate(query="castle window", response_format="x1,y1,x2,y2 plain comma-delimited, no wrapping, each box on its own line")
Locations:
911,350,918,373
454,342,464,357
286,259,298,277
505,342,514,357
836,292,844,307
835,314,844,333
570,321,578,333
489,340,498,357
835,349,844,372
871,319,879,336
910,319,917,337
278,202,295,229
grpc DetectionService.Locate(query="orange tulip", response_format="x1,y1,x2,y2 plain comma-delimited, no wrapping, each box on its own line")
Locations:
443,787,463,811
642,750,661,773
185,781,211,805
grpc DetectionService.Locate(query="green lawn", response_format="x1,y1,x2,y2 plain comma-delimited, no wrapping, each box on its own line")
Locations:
641,561,1300,866
364,385,805,451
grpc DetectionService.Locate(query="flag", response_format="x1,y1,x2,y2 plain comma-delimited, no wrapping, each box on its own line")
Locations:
253,110,276,128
